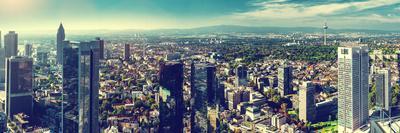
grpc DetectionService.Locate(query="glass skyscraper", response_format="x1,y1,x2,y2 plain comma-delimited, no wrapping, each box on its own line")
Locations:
5,56,33,118
57,23,66,64
190,62,217,132
158,61,184,133
278,63,292,96
62,40,100,133
235,64,248,87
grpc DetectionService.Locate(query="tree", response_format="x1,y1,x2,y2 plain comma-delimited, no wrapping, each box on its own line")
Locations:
392,85,400,106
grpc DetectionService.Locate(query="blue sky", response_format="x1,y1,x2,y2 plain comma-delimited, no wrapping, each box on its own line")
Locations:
0,0,400,31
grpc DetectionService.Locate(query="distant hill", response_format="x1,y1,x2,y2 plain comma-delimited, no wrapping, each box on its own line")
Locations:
145,25,395,34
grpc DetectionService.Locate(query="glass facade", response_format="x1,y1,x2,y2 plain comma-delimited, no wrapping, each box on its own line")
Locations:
190,63,217,132
5,56,33,118
158,61,184,133
62,40,100,133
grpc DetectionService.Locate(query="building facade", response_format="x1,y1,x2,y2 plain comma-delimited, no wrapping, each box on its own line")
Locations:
56,23,65,64
190,63,217,132
375,69,391,111
158,61,184,133
278,64,292,96
4,31,18,58
5,56,33,118
337,45,369,132
298,81,316,123
62,40,100,133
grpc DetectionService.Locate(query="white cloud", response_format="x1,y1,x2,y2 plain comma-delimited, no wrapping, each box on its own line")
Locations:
233,0,400,19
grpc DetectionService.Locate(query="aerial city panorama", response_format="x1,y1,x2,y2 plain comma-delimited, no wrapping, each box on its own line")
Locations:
0,0,400,132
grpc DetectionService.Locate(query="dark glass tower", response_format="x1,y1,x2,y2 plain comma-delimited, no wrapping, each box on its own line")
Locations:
158,61,184,133
95,37,104,60
5,56,33,118
124,44,130,60
190,63,217,132
235,64,248,87
57,23,66,64
62,40,100,133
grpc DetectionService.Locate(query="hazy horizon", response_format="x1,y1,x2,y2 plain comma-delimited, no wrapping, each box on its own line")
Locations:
1,0,400,33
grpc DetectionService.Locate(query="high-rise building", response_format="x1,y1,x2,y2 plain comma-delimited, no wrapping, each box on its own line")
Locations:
124,44,130,60
95,37,105,60
190,63,217,132
298,81,316,123
235,64,248,87
24,44,32,57
158,61,184,132
56,23,65,64
5,56,33,118
0,47,5,83
36,50,49,65
4,31,18,58
375,69,391,112
338,45,369,132
62,40,100,133
0,31,2,48
278,63,292,96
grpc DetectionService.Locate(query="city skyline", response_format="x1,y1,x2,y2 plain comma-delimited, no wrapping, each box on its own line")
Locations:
1,0,400,32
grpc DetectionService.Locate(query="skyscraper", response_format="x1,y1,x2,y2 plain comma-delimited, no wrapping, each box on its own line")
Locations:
278,63,292,96
158,61,184,133
62,40,100,133
57,23,65,64
338,45,369,132
124,44,130,60
190,63,217,132
0,31,2,48
24,44,32,57
4,31,18,58
375,69,391,112
235,64,248,87
95,37,105,60
298,81,316,123
5,56,33,118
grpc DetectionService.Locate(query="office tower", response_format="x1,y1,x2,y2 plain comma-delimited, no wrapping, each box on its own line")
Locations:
36,50,49,65
323,22,328,45
0,47,5,83
0,112,5,132
375,69,391,112
338,45,369,132
124,44,130,60
56,23,65,64
235,64,248,87
24,44,32,57
216,80,226,108
62,40,100,133
158,61,184,132
5,56,33,118
0,31,2,48
4,31,18,58
190,63,217,132
227,90,240,110
95,37,104,60
165,52,181,61
257,77,269,93
298,81,316,123
278,63,292,96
